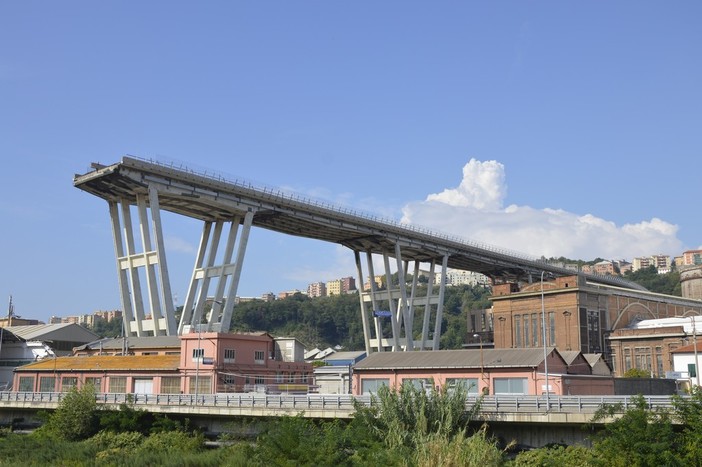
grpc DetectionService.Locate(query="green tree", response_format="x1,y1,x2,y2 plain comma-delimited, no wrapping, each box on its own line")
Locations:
352,381,482,450
672,387,702,466
590,394,682,466
39,384,100,441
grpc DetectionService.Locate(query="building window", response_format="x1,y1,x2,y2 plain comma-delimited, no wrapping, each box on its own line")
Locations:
549,312,556,346
254,350,265,364
192,348,204,361
361,378,389,394
656,347,664,378
109,376,127,393
531,313,539,347
514,316,522,347
224,349,236,363
254,376,265,385
61,377,78,392
524,315,530,348
18,376,34,392
288,373,295,383
624,348,632,372
39,376,56,393
276,372,283,383
634,347,652,374
402,378,432,391
222,374,236,385
189,376,211,394
445,378,479,394
493,377,528,395
160,377,181,394
85,377,102,391
610,349,617,374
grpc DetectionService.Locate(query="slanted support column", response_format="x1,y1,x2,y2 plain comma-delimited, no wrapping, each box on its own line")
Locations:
178,210,254,334
354,250,372,355
108,186,178,337
355,243,448,353
366,251,384,352
394,243,413,351
433,254,449,350
419,260,438,349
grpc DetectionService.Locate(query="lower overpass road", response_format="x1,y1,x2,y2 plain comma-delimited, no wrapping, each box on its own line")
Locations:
0,392,681,425
73,156,645,351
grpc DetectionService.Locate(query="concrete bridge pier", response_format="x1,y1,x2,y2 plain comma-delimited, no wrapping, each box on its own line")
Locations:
354,244,449,353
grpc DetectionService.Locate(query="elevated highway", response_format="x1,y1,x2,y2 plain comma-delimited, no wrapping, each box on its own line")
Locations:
73,156,645,349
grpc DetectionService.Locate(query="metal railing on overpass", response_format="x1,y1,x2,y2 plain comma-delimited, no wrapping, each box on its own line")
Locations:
0,392,683,417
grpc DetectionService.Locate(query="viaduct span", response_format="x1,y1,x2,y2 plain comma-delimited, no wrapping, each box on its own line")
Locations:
74,156,644,353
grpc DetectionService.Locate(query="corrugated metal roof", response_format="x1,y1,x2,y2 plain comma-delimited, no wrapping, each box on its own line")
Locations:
353,348,555,371
6,323,99,342
80,335,182,351
324,351,366,361
15,355,180,372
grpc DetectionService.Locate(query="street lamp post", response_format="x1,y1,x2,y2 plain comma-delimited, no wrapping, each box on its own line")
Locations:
194,325,202,403
563,310,572,350
541,271,550,409
473,333,485,391
691,316,700,388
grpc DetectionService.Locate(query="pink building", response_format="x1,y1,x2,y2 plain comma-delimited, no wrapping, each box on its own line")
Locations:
352,348,614,396
13,332,314,395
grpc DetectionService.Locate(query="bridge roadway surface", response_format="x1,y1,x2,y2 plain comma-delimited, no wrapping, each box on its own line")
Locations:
74,156,645,289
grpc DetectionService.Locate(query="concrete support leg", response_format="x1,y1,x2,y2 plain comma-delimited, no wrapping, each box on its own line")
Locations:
354,250,372,355
178,211,254,334
108,188,177,337
433,254,449,350
394,243,413,351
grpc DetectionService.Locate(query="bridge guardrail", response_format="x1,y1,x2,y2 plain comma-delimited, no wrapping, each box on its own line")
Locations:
0,392,683,415
468,395,680,414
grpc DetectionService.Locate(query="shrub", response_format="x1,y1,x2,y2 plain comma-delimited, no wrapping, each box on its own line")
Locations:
40,384,99,441
138,430,205,453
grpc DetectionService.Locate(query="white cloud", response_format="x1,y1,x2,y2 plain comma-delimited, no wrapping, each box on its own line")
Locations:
427,159,506,210
402,159,683,261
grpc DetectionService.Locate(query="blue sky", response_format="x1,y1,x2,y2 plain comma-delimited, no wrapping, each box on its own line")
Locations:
1,2,700,322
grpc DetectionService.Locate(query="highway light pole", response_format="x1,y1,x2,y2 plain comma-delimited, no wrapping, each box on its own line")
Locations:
691,316,700,388
541,271,550,410
473,333,485,391
194,324,202,403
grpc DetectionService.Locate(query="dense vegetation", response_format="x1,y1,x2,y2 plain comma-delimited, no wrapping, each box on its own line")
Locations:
6,384,702,466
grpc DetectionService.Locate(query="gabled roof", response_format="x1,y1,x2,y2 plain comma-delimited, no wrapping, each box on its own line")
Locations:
6,323,99,343
582,353,612,372
354,348,560,371
560,351,581,365
15,355,180,372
